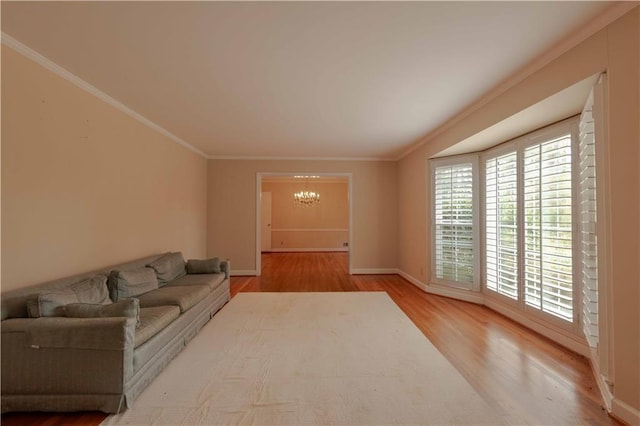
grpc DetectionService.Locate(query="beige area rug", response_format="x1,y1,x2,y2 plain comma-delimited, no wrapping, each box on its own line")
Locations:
103,292,505,425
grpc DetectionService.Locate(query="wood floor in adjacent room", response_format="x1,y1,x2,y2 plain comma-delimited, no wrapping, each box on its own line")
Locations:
2,252,620,426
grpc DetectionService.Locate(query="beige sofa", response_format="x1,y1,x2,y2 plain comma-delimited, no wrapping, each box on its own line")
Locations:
1,252,230,413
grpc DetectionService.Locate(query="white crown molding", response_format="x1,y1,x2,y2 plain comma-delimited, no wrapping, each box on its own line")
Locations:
1,32,209,159
397,1,639,161
208,155,396,162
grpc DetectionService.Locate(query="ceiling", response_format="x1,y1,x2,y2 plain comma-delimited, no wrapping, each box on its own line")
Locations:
1,1,616,160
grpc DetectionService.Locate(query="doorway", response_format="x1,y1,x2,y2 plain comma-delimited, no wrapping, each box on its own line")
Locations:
256,173,352,275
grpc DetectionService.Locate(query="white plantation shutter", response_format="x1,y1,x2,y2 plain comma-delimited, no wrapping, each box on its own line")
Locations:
580,89,598,346
523,135,574,321
433,163,475,285
485,152,518,299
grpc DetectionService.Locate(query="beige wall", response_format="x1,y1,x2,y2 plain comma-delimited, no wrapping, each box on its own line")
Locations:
1,46,208,291
262,180,349,250
207,160,396,272
398,8,639,415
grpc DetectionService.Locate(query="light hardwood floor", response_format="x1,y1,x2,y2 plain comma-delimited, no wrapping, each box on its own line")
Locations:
2,252,620,425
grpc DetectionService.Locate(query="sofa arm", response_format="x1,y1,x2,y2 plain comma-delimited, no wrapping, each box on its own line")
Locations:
220,259,231,279
2,317,136,396
3,316,136,350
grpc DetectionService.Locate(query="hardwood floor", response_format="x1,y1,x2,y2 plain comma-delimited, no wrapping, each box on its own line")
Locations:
2,252,619,425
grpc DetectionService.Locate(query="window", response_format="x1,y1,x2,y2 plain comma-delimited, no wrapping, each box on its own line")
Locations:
431,155,479,290
429,77,609,355
484,119,578,325
523,135,574,321
485,152,518,299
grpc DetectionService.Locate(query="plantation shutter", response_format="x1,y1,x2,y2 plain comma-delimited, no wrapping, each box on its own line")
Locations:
580,87,599,347
485,152,518,299
523,135,574,322
433,163,475,286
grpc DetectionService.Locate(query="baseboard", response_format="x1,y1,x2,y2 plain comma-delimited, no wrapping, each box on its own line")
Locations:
266,248,348,253
612,398,640,425
230,270,257,276
588,350,613,412
397,270,484,304
351,268,399,275
484,298,590,357
397,270,428,291
424,283,484,304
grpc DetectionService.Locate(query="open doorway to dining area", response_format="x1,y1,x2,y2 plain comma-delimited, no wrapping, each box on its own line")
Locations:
256,173,352,277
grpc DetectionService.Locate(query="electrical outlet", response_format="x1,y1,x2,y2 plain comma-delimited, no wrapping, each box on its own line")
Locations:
343,242,349,247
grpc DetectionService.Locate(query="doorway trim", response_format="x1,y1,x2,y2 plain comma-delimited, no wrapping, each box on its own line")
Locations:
255,172,353,276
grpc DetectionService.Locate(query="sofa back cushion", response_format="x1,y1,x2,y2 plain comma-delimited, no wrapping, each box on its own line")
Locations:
147,252,186,286
0,253,167,320
108,268,158,301
186,257,221,274
27,275,111,318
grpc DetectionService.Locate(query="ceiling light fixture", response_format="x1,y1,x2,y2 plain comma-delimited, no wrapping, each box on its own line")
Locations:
294,177,320,207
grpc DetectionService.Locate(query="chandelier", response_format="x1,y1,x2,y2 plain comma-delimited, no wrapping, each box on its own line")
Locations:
294,178,320,207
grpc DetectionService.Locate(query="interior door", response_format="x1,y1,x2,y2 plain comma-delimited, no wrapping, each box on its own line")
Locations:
261,192,272,252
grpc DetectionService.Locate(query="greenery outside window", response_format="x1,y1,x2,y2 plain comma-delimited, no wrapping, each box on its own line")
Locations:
483,118,579,327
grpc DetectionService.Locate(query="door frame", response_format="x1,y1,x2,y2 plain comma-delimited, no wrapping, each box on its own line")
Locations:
255,172,353,276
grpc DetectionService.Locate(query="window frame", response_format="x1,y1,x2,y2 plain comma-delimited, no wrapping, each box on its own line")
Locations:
429,153,481,292
481,117,581,334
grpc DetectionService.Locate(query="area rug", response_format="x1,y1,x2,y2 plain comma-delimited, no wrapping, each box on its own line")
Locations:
102,292,505,425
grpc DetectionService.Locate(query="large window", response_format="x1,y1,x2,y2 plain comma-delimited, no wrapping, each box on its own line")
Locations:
431,155,479,290
484,120,578,325
430,119,581,329
429,77,609,373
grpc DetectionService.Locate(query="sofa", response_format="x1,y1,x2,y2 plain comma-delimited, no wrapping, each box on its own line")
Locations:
1,251,230,414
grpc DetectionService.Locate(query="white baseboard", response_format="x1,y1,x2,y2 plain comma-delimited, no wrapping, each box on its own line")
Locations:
351,268,399,275
612,398,640,425
230,270,257,276
266,248,348,253
397,270,428,291
397,270,483,304
484,298,590,357
588,350,613,412
425,283,484,304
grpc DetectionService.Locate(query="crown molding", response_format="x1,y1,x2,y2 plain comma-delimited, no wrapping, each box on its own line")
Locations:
1,32,209,159
397,1,639,160
208,155,395,162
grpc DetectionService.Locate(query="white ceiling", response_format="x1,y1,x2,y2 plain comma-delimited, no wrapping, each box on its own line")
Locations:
1,1,616,160
434,74,600,158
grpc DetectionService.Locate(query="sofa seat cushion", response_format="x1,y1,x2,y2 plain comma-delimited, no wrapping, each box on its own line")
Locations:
135,305,180,348
136,286,210,313
167,273,226,292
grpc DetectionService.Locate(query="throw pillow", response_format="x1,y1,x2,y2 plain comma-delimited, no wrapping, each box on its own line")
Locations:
147,252,186,286
108,267,158,301
186,257,221,274
32,275,111,317
64,298,140,327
